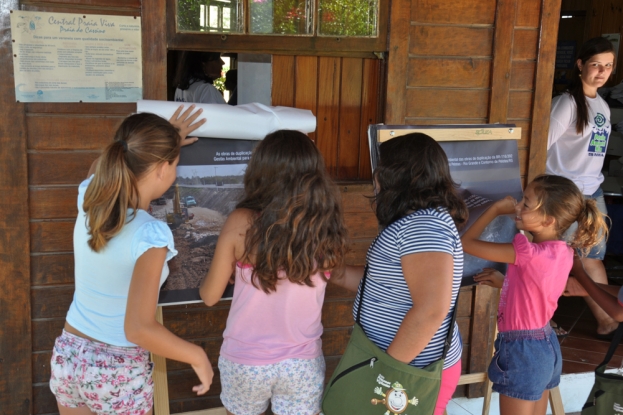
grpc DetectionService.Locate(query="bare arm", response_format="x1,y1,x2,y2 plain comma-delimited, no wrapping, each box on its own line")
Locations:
567,256,623,321
330,264,365,292
125,247,213,395
200,209,251,306
385,252,454,363
461,197,517,264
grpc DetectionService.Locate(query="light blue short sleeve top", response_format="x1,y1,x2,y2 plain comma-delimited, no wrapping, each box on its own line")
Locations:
66,175,177,346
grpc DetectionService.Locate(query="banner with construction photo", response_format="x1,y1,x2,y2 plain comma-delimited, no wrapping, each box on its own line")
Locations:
369,124,524,283
155,138,259,305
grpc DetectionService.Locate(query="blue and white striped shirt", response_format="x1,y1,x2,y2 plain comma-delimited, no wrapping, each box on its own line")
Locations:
353,208,463,369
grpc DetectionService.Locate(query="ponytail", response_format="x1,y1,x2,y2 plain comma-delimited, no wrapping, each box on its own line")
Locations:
569,198,609,256
83,113,181,252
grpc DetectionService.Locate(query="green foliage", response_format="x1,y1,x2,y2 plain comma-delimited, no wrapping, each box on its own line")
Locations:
177,0,204,31
213,65,229,92
177,0,378,36
318,0,377,36
250,0,309,35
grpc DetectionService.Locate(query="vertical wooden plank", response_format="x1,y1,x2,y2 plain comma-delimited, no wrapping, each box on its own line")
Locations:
294,56,318,142
359,59,380,180
385,0,411,124
338,58,363,179
585,0,606,40
527,0,563,181
316,57,341,176
467,285,497,398
489,0,518,123
272,55,296,107
142,0,167,100
152,307,170,415
1,4,33,415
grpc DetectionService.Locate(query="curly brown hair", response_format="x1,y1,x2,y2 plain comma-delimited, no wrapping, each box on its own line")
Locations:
237,130,348,293
375,133,468,228
531,175,609,255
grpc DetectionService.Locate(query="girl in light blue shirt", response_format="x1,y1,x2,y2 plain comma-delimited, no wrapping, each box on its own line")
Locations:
50,106,212,415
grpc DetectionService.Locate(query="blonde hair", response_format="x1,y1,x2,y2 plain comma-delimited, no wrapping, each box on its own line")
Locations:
531,175,609,255
83,113,180,251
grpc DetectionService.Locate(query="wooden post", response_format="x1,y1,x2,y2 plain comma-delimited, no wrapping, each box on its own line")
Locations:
152,307,171,415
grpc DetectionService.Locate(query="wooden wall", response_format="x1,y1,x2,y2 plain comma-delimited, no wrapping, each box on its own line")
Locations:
0,0,562,413
386,0,562,183
271,55,383,180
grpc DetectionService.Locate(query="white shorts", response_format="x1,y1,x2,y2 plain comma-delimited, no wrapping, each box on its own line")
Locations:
218,355,325,415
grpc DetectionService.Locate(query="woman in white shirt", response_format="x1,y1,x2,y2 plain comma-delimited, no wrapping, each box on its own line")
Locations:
547,36,618,340
174,51,227,104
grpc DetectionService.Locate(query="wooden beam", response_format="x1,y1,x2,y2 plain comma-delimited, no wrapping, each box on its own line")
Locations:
1,3,33,415
142,0,168,100
527,0,563,181
467,284,497,398
384,0,411,124
489,0,517,123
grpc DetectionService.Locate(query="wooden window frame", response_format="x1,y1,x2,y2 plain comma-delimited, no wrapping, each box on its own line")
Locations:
167,0,389,57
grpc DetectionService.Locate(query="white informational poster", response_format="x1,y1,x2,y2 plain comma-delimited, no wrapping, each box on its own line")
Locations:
10,10,142,102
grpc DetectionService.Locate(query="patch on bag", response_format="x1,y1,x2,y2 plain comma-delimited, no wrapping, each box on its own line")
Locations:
371,381,419,415
614,402,623,413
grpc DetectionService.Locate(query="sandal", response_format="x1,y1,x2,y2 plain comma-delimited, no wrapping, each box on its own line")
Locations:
596,330,616,341
550,320,568,339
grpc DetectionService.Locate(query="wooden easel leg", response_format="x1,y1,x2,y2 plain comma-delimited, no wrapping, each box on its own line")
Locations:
482,289,500,415
548,386,565,415
152,306,170,415
481,379,493,415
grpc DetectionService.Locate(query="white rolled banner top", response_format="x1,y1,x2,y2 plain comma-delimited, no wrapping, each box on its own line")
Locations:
137,100,316,140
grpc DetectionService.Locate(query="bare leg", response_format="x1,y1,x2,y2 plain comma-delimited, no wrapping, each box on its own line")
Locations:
533,390,549,415
499,394,536,415
57,402,96,415
582,258,619,335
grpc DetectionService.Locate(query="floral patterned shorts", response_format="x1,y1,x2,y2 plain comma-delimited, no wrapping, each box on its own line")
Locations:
49,330,154,415
218,355,325,415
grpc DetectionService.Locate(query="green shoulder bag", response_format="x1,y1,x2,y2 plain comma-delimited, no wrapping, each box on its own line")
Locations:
582,323,623,415
322,265,457,415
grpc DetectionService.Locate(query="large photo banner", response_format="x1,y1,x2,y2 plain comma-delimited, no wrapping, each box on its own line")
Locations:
136,101,318,305
155,138,258,305
369,125,523,282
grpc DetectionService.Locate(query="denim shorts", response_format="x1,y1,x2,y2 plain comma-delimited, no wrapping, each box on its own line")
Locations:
563,188,608,260
488,325,562,401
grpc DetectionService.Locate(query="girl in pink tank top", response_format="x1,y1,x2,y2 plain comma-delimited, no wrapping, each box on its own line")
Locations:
461,175,608,415
200,130,347,415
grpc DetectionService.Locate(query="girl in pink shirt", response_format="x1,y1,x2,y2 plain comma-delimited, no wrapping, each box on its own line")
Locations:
199,130,347,415
461,174,607,415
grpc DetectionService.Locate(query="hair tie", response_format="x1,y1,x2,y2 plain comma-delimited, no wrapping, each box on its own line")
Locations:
117,139,128,153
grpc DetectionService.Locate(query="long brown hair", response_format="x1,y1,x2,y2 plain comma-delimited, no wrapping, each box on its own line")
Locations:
375,133,468,228
83,113,181,252
568,37,615,134
531,175,609,254
237,130,348,293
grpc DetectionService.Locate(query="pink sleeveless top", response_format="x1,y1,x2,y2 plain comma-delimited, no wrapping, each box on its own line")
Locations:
220,263,329,365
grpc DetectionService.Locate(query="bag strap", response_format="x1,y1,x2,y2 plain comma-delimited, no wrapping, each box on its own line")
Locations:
354,240,458,360
598,322,623,367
